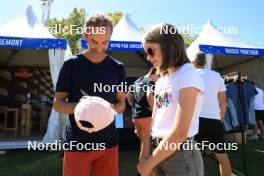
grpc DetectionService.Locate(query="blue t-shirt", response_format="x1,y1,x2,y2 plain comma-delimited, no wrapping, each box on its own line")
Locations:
56,54,126,151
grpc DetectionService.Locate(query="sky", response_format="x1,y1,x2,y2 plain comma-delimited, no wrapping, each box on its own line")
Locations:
0,0,263,47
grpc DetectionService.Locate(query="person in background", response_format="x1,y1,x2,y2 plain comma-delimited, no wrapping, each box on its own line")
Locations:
192,52,232,176
248,83,264,140
126,67,159,162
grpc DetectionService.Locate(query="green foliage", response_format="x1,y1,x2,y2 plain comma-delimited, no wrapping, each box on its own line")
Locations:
48,8,86,54
182,33,195,47
1,141,264,176
108,12,124,26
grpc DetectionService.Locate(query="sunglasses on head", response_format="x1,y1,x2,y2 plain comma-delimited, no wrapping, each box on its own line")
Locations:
146,48,155,57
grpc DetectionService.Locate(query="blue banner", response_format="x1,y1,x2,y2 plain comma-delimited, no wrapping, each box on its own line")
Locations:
0,36,67,49
199,44,264,57
81,39,144,51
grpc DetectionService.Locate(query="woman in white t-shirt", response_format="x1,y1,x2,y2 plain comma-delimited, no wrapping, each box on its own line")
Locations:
137,24,205,176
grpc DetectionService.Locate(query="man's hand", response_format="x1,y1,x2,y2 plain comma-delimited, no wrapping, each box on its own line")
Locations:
110,103,115,109
109,103,117,113
79,96,90,101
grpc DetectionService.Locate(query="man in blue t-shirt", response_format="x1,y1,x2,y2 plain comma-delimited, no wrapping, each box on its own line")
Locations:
54,13,126,176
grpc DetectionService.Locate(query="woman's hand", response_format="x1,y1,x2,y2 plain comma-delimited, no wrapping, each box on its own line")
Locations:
137,158,154,176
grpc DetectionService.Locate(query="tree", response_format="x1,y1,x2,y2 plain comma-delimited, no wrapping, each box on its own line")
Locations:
48,8,86,54
48,9,123,54
182,34,195,47
108,12,123,26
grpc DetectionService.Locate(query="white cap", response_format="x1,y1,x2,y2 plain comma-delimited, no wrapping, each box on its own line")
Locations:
74,96,117,133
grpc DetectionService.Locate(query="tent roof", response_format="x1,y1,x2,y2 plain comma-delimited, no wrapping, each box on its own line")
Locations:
0,6,53,39
81,14,144,51
111,13,143,42
0,6,66,49
108,14,149,77
187,20,264,61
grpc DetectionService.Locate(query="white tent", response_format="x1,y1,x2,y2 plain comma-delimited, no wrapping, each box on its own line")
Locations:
111,13,143,43
187,20,264,89
0,6,70,148
109,13,150,77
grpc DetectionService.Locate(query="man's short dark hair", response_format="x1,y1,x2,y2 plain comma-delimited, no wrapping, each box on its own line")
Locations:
194,52,206,67
84,13,113,34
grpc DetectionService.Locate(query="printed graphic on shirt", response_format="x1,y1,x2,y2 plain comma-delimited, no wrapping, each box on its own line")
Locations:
155,86,173,108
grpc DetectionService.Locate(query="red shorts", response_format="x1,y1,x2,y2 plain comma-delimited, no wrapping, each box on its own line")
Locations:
133,117,151,140
63,146,118,176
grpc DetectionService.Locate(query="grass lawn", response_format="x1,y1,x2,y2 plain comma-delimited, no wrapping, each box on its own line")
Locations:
0,140,263,176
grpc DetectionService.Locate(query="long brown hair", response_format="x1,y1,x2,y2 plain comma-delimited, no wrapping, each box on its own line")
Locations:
144,23,190,72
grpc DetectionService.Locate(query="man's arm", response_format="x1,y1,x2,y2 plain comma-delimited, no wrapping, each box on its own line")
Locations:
218,91,227,122
112,92,126,113
54,92,78,114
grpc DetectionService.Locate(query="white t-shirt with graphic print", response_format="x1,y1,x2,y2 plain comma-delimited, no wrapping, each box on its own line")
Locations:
152,63,204,138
